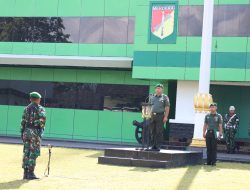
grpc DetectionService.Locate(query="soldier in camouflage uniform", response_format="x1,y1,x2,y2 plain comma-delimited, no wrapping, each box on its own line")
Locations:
21,92,46,180
223,106,239,154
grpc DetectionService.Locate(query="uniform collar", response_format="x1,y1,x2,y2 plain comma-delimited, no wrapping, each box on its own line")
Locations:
154,94,163,97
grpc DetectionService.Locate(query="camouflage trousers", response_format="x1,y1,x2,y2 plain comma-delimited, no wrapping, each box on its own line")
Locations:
22,128,41,171
224,128,237,153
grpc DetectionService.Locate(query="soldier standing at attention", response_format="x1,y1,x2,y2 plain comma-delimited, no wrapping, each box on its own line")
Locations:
224,106,239,154
149,84,170,151
203,103,223,166
21,92,46,180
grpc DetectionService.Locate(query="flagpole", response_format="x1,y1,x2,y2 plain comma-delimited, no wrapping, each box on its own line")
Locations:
192,0,215,147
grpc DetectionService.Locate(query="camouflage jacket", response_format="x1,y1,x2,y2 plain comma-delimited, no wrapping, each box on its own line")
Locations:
20,102,46,135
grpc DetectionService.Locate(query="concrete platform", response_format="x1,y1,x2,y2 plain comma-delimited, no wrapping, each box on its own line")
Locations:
98,148,203,168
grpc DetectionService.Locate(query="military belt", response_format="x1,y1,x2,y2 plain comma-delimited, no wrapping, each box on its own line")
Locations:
152,112,164,115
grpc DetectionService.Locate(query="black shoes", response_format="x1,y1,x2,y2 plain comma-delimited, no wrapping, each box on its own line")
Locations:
27,171,39,180
23,170,39,180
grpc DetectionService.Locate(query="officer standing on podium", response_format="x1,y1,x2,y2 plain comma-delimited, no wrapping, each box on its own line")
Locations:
203,103,223,166
149,84,170,151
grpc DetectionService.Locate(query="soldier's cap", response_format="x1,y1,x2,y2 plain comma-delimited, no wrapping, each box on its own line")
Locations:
229,106,235,111
209,103,217,107
155,84,164,89
30,92,42,99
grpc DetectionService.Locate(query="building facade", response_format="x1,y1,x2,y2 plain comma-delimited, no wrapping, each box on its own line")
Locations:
0,0,249,143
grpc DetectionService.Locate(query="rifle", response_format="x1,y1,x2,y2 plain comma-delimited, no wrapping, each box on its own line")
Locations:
44,144,52,177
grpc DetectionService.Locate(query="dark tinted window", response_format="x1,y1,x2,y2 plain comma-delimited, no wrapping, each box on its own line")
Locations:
12,17,35,42
103,17,128,44
33,17,59,42
178,6,189,36
187,6,203,36
0,79,149,112
0,17,14,42
0,16,135,43
179,5,250,36
57,17,80,43
9,80,30,106
79,17,104,43
0,80,10,105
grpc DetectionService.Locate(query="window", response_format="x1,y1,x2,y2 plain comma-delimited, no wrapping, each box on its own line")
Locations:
79,17,104,43
0,16,135,43
103,17,129,44
0,79,149,112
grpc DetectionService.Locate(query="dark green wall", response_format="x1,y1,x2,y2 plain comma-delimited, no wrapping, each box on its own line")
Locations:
211,85,250,139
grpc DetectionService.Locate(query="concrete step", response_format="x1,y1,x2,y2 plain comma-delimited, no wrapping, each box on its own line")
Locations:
99,148,203,168
161,145,187,150
98,156,170,168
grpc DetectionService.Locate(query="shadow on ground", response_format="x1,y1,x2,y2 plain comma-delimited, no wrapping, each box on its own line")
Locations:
0,179,28,189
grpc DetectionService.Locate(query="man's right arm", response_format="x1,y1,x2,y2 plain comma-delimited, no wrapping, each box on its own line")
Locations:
203,123,208,139
20,108,26,139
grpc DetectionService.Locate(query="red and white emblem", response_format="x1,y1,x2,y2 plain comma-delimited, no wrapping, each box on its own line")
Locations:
151,5,175,39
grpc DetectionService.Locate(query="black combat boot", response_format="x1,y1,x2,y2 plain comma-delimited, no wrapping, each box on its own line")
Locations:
23,168,28,180
27,170,39,180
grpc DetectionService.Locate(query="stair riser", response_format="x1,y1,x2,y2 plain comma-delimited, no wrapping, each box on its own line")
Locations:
104,149,202,162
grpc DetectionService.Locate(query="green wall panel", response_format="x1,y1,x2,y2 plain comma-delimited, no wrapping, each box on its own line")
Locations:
98,111,122,141
6,106,23,135
31,68,54,81
42,108,52,138
55,43,79,56
0,67,11,80
121,112,141,143
100,70,125,84
157,52,186,67
215,52,246,68
105,0,129,16
14,0,35,16
127,44,134,57
184,68,199,80
34,0,59,17
218,0,250,4
54,69,77,82
156,67,185,80
124,71,150,85
0,0,15,16
11,68,32,80
81,0,105,16
78,44,103,56
245,69,250,81
58,0,82,16
132,66,156,79
134,35,158,51
0,42,13,54
0,105,8,135
50,109,75,138
215,37,248,53
76,70,101,83
12,43,33,55
187,37,202,52
102,44,127,57
158,37,187,52
129,0,137,16
32,43,56,55
214,68,246,81
134,51,157,67
186,52,200,67
73,110,98,140
135,5,149,36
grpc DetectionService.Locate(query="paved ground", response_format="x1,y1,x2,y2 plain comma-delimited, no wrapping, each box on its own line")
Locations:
0,136,249,163
1,144,250,190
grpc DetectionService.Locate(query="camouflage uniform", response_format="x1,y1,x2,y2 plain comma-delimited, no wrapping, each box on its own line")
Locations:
21,102,46,173
223,113,239,153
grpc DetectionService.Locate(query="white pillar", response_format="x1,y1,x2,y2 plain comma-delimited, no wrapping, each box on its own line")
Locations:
193,0,215,141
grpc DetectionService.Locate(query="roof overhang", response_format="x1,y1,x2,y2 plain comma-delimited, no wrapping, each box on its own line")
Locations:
0,54,133,69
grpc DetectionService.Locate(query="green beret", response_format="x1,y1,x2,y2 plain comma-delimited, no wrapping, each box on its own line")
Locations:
209,103,217,107
30,92,42,99
155,84,164,89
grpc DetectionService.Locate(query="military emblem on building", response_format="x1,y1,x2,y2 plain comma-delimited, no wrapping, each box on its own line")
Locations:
151,5,175,40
